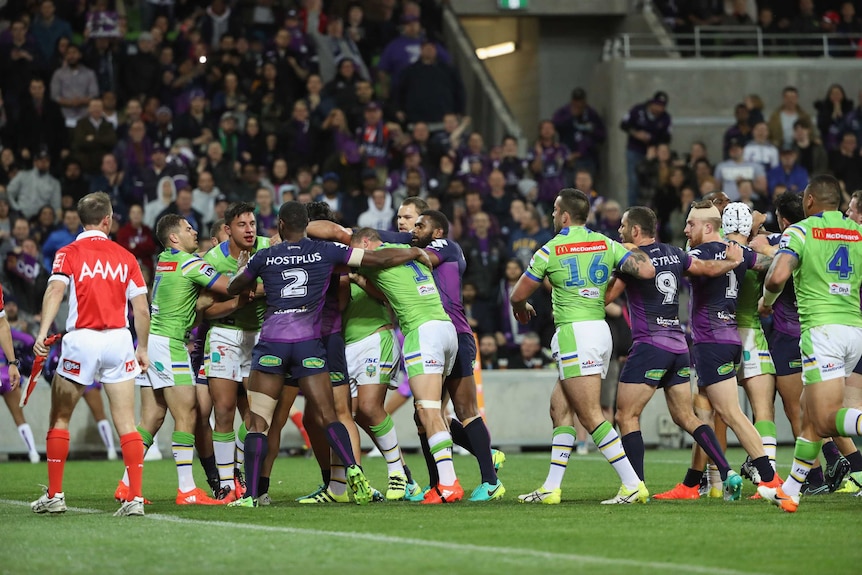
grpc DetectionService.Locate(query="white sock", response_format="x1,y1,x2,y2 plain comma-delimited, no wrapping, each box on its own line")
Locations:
707,464,721,490
329,463,347,496
97,419,115,454
173,433,197,493
428,431,457,485
593,423,640,490
213,432,236,490
371,416,404,475
543,426,575,491
18,423,37,455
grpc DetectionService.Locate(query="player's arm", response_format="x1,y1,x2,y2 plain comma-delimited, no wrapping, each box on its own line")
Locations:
355,246,433,270
204,296,251,319
604,276,627,305
510,274,541,324
618,246,656,279
227,264,257,296
0,313,19,390
338,274,350,312
34,279,66,356
749,234,778,257
349,272,388,303
307,220,353,244
762,252,798,305
130,293,150,372
750,252,774,272
686,243,744,277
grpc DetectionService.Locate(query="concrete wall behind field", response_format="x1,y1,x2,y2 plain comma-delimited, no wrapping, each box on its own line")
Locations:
590,59,862,204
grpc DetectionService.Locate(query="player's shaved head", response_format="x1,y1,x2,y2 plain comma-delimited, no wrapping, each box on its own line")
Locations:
78,191,113,226
623,207,657,238
703,190,730,213
351,227,381,246
224,202,256,226
556,188,590,224
774,191,804,226
804,174,841,209
419,210,449,236
278,201,309,233
156,213,185,248
306,201,336,222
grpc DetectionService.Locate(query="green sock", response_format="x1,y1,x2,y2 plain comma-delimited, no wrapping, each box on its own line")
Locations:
136,426,154,450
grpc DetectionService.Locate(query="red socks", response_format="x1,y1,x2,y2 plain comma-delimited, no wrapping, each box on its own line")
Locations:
291,411,311,450
46,428,70,497
120,432,144,500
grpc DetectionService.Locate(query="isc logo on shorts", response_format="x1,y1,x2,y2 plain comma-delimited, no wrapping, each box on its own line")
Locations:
125,360,136,373
62,360,81,376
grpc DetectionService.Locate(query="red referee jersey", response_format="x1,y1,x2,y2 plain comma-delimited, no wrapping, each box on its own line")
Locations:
50,230,148,332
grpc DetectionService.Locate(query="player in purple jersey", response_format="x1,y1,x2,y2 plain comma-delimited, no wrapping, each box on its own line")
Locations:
678,199,781,493
605,207,744,499
226,201,431,506
412,210,503,501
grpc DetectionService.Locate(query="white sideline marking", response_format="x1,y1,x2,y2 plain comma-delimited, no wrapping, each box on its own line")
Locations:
0,499,767,575
145,513,767,575
0,498,102,514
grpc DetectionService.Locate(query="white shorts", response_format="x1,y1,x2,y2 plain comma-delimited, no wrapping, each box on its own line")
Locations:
800,325,862,385
346,329,401,387
738,327,776,381
402,320,457,378
58,328,140,385
135,334,194,390
205,327,258,382
551,320,612,380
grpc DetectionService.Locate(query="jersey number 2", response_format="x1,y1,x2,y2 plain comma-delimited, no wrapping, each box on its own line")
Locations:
827,245,852,280
280,269,308,298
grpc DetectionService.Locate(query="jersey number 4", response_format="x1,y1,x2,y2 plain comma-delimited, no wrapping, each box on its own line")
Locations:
561,254,609,288
827,245,852,280
280,269,308,298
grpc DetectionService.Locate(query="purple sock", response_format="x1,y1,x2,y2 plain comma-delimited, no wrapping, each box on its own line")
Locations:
464,418,496,483
621,431,645,481
846,450,862,473
450,418,474,454
807,465,825,486
692,424,731,480
752,455,775,482
683,467,704,488
325,422,356,467
243,432,267,499
822,441,841,466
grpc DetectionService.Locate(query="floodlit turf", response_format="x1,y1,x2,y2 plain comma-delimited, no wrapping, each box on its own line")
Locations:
1,447,859,575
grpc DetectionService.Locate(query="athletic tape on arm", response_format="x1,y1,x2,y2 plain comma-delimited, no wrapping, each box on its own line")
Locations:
347,248,365,267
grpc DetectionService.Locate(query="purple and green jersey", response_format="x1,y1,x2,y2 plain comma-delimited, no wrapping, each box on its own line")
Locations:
767,233,800,338
321,273,344,337
618,241,690,354
687,241,757,345
424,238,472,335
241,239,353,343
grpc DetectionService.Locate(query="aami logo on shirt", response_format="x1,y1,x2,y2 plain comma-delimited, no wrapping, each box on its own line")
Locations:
80,260,129,282
156,261,178,273
812,228,862,242
555,242,607,256
125,360,136,373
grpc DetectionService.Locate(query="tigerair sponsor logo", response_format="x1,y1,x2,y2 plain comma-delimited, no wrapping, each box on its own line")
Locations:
555,241,607,255
644,369,666,381
811,228,862,242
258,355,282,367
829,283,851,296
157,261,178,272
302,357,325,369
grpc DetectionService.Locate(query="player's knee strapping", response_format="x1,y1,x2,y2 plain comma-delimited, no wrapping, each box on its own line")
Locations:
247,391,278,430
415,399,442,410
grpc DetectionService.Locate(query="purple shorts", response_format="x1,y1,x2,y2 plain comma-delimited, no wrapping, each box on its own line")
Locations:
619,342,690,388
323,333,348,387
252,338,328,380
692,343,741,386
447,332,476,380
768,330,802,377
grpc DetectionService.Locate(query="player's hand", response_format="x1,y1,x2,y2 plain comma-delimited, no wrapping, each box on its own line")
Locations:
513,303,536,324
136,347,149,373
8,364,20,390
749,234,770,254
757,297,773,317
412,247,433,270
725,242,743,266
196,292,215,312
33,334,49,357
236,250,250,270
750,211,766,237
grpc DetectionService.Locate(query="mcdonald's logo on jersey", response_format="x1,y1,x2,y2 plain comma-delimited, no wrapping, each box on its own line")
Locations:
811,228,862,242
555,241,607,256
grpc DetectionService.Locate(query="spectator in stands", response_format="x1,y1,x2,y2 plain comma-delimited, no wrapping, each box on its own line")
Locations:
323,57,361,112
145,176,176,230
115,119,153,181
84,37,121,97
41,207,80,269
478,334,504,370
71,98,117,176
767,145,809,197
463,282,495,335
743,121,779,170
551,87,606,178
815,83,853,152
312,16,369,85
723,103,753,158
495,135,526,194
59,159,88,207
89,152,129,215
714,137,767,200
528,121,569,211
174,90,212,152
836,1,862,56
0,150,17,188
15,78,66,163
654,166,687,227
792,118,829,175
737,178,769,214
744,93,765,126
662,185,695,246
266,28,309,106
508,332,549,370
123,32,160,103
507,203,552,271
50,44,98,129
6,148,61,220
254,187,277,237
30,205,57,245
482,170,513,229
158,185,204,233
789,0,822,56
635,142,675,207
0,194,15,240
357,188,395,230
192,170,219,228
116,203,156,284
829,131,862,194
620,91,672,208
462,211,505,302
378,14,448,98
316,172,344,221
356,101,390,179
593,200,623,242
1,20,42,116
397,39,463,125
768,86,815,149
6,236,48,316
200,0,243,51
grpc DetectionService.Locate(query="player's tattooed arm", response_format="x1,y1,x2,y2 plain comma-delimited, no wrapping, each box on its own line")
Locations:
750,252,774,272
307,220,353,244
359,246,433,270
619,249,656,279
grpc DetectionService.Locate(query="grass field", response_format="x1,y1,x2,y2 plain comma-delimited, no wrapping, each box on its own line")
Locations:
1,447,859,575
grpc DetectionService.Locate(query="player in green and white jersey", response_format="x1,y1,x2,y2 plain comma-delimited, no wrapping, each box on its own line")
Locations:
511,188,655,505
759,175,862,512
350,228,463,503
117,214,231,506
722,203,779,472
203,202,269,502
